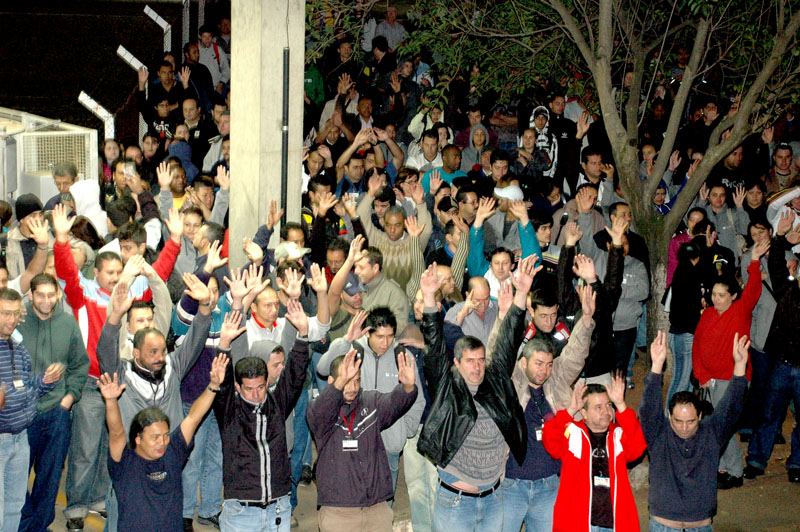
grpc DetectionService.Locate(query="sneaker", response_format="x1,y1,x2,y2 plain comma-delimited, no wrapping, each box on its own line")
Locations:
183,518,194,532
66,518,84,532
301,464,314,485
717,472,743,489
789,469,800,483
197,513,220,529
743,464,765,479
291,516,299,528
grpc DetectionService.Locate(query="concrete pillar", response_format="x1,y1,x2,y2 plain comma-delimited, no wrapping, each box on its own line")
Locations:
229,0,305,267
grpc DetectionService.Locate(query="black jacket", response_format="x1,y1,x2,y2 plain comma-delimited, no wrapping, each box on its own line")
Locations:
557,244,623,377
763,236,800,367
213,338,310,503
418,304,528,467
668,261,704,334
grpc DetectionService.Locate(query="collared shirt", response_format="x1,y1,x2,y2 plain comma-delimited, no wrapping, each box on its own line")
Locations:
0,336,54,434
444,301,498,345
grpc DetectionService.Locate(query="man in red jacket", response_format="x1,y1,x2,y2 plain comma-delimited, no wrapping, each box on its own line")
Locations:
692,238,768,489
543,375,647,532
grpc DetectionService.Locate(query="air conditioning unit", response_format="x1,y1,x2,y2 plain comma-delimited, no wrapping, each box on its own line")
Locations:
0,106,98,204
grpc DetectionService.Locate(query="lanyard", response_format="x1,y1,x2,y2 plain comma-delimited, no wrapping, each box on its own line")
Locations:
340,401,358,437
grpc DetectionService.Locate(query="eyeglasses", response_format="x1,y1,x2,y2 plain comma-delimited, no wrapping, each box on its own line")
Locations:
0,310,22,319
459,199,478,205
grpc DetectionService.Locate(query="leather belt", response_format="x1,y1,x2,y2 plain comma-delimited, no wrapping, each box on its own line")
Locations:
439,478,501,498
238,500,276,509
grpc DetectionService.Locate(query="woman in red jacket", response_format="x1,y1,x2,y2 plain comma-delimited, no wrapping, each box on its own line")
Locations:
543,375,647,532
692,239,769,489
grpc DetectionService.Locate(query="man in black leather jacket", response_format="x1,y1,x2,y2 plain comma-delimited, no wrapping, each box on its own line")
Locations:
417,256,539,531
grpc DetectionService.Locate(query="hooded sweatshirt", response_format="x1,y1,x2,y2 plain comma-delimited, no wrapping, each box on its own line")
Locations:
17,302,89,413
70,179,109,239
527,106,558,178
460,124,490,173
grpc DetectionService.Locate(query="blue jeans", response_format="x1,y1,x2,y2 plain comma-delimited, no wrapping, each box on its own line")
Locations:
649,520,712,532
740,348,785,435
290,388,311,510
500,475,559,532
404,426,437,532
433,483,503,532
220,497,291,532
590,527,613,532
707,379,744,477
65,379,110,520
19,405,72,532
182,403,223,519
0,431,28,532
667,333,694,409
746,362,800,471
311,351,329,392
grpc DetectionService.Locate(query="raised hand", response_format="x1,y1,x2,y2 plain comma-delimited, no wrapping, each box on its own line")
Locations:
342,193,358,218
344,309,370,342
761,126,774,145
183,273,211,304
605,372,627,411
409,181,425,205
110,280,134,321
732,332,750,369
513,254,542,295
219,310,247,348
699,183,709,202
508,200,530,225
428,170,443,196
245,264,270,296
578,283,596,325
420,263,443,295
52,203,75,243
605,215,627,246
576,187,595,213
125,168,145,195
565,221,583,247
317,191,339,217
42,362,65,385
668,150,682,172
600,163,615,180
276,267,303,300
266,200,284,231
389,71,402,93
572,254,597,282
732,185,745,208
223,267,252,303
776,210,795,236
97,372,126,400
451,215,469,235
474,197,497,227
180,66,191,87
497,279,514,319
165,208,184,243
208,353,229,388
309,263,328,293
576,111,591,138
397,351,417,392
333,349,362,390
568,381,586,417
650,330,668,372
367,169,384,197
751,238,770,261
347,234,366,264
242,237,264,264
216,166,230,190
404,216,425,238
137,66,149,86
122,254,146,279
27,216,50,247
285,298,310,337
203,239,229,273
687,158,701,179
156,161,173,189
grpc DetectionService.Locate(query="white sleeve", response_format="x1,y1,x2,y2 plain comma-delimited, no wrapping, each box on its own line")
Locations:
307,316,331,343
144,218,163,250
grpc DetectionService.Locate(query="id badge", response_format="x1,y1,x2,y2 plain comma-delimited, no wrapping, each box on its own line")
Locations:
593,475,610,488
342,439,358,452
535,427,543,441
13,379,24,390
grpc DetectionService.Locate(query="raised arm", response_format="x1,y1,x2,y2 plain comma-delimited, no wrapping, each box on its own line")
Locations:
52,204,84,310
98,373,128,462
98,281,133,376
328,235,363,316
18,216,51,294
181,353,228,445
639,331,668,442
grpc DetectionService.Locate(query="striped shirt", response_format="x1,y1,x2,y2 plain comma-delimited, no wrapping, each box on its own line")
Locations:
0,336,54,434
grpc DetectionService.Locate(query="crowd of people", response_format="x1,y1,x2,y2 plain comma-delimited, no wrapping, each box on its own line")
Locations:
1,4,800,532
